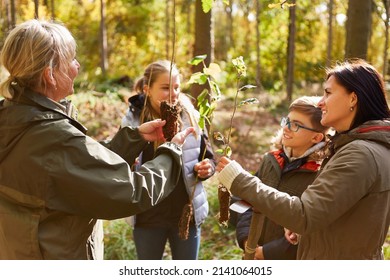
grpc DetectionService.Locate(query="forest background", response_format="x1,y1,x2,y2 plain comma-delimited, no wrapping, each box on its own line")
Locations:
0,0,389,259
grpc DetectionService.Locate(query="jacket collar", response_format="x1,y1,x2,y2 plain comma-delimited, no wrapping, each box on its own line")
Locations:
270,149,321,173
10,87,87,133
330,119,390,152
128,93,145,111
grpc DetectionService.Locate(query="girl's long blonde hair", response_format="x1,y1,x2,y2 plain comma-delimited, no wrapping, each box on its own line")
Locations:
134,60,199,148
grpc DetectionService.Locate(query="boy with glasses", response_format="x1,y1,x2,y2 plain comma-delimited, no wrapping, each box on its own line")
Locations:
234,96,329,260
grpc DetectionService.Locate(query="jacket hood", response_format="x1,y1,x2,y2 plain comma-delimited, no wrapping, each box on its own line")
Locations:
0,90,86,163
128,93,145,111
332,119,390,151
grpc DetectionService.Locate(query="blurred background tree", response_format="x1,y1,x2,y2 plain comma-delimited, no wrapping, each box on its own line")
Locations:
2,0,390,100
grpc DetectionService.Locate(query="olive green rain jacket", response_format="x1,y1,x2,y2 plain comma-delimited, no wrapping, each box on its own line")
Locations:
0,89,183,259
231,120,390,259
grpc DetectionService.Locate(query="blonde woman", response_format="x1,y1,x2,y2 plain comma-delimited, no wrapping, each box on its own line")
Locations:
0,20,192,260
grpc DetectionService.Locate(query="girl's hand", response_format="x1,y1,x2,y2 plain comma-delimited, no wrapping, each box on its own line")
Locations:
194,158,215,179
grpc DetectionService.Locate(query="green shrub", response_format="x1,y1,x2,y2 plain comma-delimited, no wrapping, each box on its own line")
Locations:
103,219,136,260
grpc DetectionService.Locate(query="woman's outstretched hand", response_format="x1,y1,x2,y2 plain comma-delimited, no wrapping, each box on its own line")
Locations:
138,119,194,146
216,156,232,173
138,119,166,142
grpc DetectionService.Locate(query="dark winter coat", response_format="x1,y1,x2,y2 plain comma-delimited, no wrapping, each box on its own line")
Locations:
236,149,321,259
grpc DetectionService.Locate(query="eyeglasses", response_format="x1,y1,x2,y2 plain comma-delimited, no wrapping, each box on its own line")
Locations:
280,117,320,132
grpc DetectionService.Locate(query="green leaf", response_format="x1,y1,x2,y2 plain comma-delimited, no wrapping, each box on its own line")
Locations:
232,56,247,77
268,3,279,8
208,103,216,115
198,102,210,116
188,72,208,85
202,0,213,13
239,84,257,91
204,115,212,125
225,146,232,157
210,81,222,101
239,98,259,107
204,63,222,80
188,55,207,66
197,89,209,104
213,131,225,142
268,1,296,9
198,116,205,130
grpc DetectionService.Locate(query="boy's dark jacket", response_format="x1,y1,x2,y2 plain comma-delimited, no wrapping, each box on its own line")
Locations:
236,149,321,259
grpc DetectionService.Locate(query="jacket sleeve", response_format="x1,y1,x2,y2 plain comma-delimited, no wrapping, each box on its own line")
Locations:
262,237,298,260
230,141,379,234
40,121,183,220
235,161,266,250
99,126,147,163
235,208,253,250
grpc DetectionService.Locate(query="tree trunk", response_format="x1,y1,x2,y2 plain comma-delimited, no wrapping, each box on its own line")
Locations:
100,0,108,76
51,0,55,19
4,0,11,31
383,0,390,79
165,0,171,60
286,0,296,104
34,0,39,18
326,0,334,68
243,2,250,58
183,0,192,37
191,0,214,100
345,0,372,59
227,0,234,49
43,0,55,19
10,0,16,28
255,0,263,92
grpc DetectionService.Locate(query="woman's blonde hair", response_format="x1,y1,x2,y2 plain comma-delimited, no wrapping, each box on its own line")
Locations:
0,19,76,99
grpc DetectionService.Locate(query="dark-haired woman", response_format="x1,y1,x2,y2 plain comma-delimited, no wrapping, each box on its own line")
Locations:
217,59,390,259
